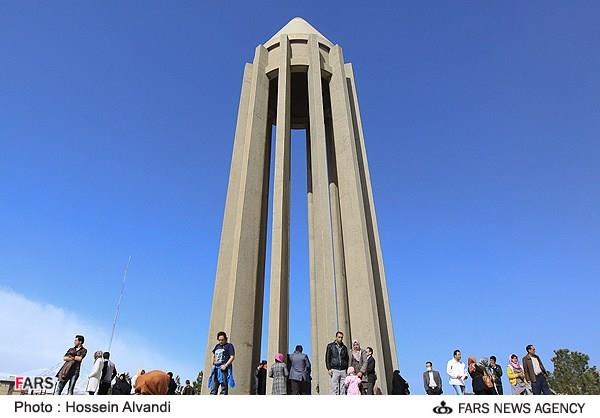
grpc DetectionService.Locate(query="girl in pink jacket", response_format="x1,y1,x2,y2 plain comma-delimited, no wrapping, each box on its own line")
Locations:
344,367,362,395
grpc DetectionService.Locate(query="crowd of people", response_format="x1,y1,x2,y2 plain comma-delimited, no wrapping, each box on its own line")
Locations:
53,333,554,396
424,346,553,395
209,330,409,395
53,335,196,395
209,332,555,396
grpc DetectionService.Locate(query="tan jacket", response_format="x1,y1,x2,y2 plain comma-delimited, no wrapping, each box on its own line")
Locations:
522,353,547,383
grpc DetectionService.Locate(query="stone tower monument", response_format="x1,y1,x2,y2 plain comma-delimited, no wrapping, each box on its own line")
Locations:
203,18,398,394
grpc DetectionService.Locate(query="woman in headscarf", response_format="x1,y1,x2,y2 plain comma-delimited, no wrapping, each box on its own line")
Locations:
86,350,103,395
507,354,531,395
269,353,289,395
111,373,132,395
350,340,368,393
468,356,486,395
391,370,410,395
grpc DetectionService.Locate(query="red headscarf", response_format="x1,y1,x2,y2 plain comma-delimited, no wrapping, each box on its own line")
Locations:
468,356,477,373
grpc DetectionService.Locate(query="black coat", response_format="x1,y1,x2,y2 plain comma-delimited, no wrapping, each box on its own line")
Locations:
182,385,195,395
365,356,377,383
254,367,267,395
167,378,177,395
391,371,410,395
111,379,131,395
325,342,349,371
469,365,486,394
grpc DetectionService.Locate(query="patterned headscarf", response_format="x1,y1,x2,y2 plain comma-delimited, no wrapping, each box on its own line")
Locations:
509,354,522,371
275,353,285,363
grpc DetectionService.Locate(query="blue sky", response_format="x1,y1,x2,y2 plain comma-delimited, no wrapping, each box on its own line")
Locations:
1,1,599,394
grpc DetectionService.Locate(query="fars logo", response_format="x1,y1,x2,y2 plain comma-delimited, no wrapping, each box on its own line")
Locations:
433,400,453,415
15,376,55,391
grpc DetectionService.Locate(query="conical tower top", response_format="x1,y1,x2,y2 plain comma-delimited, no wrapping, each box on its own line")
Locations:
267,17,331,43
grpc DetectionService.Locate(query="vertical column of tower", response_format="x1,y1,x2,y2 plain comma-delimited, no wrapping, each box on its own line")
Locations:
325,90,351,343
328,44,390,393
345,62,399,378
307,34,338,394
202,62,254,393
204,45,271,394
267,35,291,390
306,132,320,394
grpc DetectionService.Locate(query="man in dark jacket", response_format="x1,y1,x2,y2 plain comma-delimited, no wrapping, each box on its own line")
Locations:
181,380,195,395
54,335,87,395
423,361,443,395
98,352,117,395
364,347,377,395
325,331,349,395
522,345,551,395
489,356,503,395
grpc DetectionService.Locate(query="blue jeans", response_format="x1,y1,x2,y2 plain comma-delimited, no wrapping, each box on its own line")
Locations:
55,372,79,395
452,384,465,395
210,367,229,395
532,374,551,395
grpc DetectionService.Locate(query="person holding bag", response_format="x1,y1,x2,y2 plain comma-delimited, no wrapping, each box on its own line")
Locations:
55,335,87,395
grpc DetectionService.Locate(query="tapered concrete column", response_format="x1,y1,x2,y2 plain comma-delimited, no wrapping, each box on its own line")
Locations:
325,120,350,342
204,45,271,395
306,130,320,394
307,34,338,394
345,63,398,377
202,62,254,394
267,35,291,392
328,44,389,393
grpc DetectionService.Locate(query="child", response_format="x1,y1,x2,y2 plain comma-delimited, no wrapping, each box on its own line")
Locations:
344,366,362,395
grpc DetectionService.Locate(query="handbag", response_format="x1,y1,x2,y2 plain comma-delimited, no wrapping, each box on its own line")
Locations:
57,361,74,382
483,371,494,389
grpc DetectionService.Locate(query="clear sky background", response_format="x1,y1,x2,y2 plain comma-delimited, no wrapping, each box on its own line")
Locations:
1,1,599,394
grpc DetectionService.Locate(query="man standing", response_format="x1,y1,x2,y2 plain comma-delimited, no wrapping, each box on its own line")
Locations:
325,331,349,395
489,356,504,395
522,345,551,395
447,349,468,395
209,331,235,395
182,379,195,395
364,347,377,395
289,345,311,395
55,335,87,395
98,352,117,395
423,361,443,395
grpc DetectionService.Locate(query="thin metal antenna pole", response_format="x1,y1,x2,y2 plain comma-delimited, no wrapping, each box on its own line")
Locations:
108,256,131,353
